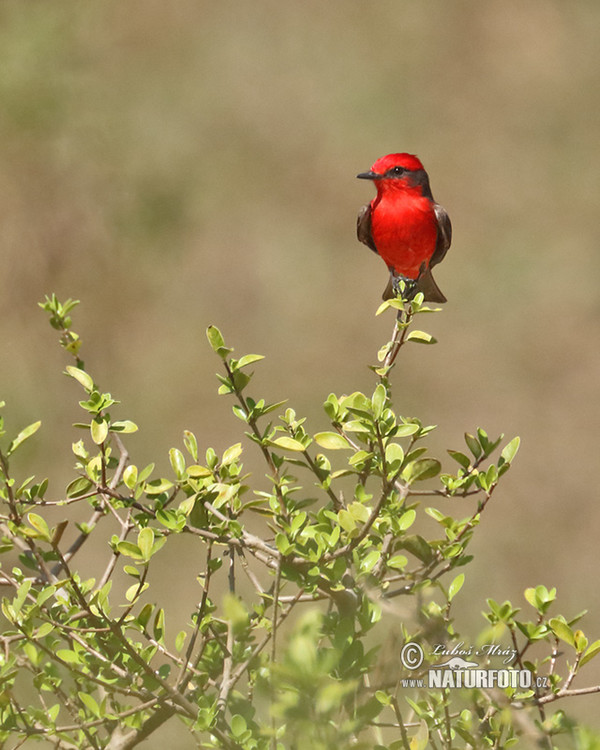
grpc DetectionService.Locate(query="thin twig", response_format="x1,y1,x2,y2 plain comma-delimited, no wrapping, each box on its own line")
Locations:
217,549,236,714
177,542,214,688
537,683,600,704
223,359,287,517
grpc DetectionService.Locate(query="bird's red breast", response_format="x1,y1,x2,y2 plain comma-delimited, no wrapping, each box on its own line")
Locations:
369,191,438,279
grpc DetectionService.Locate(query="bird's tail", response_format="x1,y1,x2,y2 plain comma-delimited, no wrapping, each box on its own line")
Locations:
415,267,447,303
382,267,446,304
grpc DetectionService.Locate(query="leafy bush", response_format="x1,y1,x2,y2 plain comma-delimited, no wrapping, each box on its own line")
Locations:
0,294,598,749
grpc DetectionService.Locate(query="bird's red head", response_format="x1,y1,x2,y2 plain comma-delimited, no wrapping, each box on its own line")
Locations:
357,153,431,196
371,153,425,175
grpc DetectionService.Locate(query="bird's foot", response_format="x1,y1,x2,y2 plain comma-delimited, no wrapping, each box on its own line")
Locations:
391,274,418,300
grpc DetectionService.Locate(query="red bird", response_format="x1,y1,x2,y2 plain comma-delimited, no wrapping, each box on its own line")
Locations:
357,153,451,303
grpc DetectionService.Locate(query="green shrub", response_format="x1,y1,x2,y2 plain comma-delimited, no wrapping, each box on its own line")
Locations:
0,294,598,749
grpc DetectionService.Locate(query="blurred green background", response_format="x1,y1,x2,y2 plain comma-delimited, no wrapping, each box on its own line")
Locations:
2,0,600,741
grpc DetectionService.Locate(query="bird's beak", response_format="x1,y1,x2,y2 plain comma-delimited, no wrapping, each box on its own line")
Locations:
356,170,380,180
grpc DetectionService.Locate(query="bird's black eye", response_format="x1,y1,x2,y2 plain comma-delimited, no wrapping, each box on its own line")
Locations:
388,166,406,177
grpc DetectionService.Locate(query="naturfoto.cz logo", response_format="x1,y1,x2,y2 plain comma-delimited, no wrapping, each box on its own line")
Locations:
400,642,543,691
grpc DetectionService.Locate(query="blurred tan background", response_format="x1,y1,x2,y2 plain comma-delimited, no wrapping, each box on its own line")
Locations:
2,0,600,741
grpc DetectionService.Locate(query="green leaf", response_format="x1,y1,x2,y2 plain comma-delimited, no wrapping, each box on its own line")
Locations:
138,603,154,629
271,436,305,452
222,443,243,464
66,476,93,498
237,354,265,369
206,325,229,358
500,436,520,465
375,690,392,706
187,465,212,478
27,513,51,542
348,501,371,523
341,419,371,434
138,462,155,482
524,585,556,613
387,554,408,571
223,593,249,633
524,587,536,609
78,691,100,717
123,464,138,489
111,420,138,434
116,541,143,560
157,509,183,530
360,549,380,573
477,428,503,457
348,450,373,468
57,649,80,664
403,458,441,482
447,450,471,470
138,528,155,562
580,639,600,667
258,399,288,417
36,621,55,639
406,330,436,345
397,509,416,531
372,383,387,420
125,582,149,602
169,448,186,479
183,430,198,461
549,617,575,647
338,509,356,533
448,573,465,601
13,580,32,614
175,630,187,653
385,443,404,466
37,586,56,607
231,714,247,738
395,423,420,438
386,297,406,310
401,535,433,564
275,533,292,555
464,432,482,459
153,608,166,642
8,421,42,456
231,370,251,392
65,365,94,392
574,629,588,653
144,478,174,495
290,511,307,536
314,432,351,450
91,418,109,445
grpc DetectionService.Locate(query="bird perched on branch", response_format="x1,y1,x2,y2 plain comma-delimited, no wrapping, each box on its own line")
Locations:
357,153,451,303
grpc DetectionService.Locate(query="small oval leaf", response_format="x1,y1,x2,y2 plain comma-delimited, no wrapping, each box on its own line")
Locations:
65,366,94,392
406,330,437,345
8,421,42,456
314,432,351,450
272,437,306,452
448,573,465,601
90,418,109,445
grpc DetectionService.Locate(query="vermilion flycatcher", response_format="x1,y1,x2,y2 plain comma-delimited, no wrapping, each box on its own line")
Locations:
357,153,451,303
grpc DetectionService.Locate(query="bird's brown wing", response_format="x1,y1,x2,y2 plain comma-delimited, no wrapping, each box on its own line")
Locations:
430,202,452,268
357,202,378,254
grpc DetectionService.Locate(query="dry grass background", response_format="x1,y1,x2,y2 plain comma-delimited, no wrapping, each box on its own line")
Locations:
1,0,600,743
